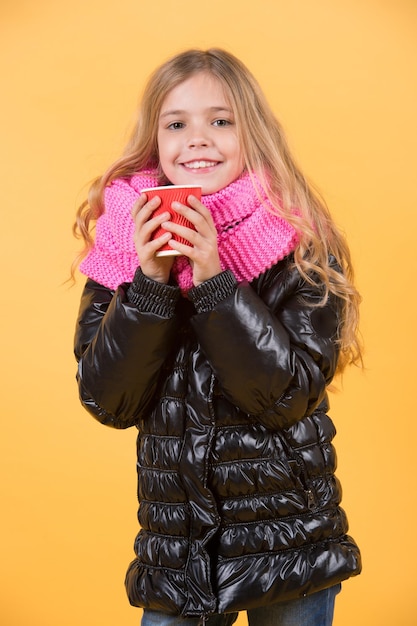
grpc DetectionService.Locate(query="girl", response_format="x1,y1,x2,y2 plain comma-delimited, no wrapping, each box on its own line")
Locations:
73,48,362,626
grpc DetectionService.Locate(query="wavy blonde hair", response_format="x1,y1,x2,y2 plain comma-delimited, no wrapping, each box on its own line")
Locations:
73,48,362,373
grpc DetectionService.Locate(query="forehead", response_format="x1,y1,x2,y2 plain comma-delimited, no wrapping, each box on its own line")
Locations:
160,72,233,112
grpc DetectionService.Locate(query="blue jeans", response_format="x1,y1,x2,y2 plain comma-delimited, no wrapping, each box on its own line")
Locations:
141,584,341,626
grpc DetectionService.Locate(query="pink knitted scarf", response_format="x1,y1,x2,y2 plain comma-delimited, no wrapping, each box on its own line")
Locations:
79,170,299,293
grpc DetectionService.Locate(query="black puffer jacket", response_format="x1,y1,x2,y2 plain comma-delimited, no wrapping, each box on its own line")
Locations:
74,256,361,618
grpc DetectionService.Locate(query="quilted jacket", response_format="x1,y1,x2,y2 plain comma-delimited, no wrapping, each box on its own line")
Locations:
74,256,361,618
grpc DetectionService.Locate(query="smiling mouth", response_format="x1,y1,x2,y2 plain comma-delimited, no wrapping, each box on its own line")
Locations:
182,160,219,169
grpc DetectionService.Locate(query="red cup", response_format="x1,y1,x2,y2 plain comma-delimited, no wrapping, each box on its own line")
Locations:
141,185,202,256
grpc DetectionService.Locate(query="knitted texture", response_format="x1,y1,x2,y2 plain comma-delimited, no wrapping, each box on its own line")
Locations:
79,169,299,292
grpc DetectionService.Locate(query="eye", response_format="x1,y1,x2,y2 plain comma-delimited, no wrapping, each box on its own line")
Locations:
167,121,184,130
212,119,232,127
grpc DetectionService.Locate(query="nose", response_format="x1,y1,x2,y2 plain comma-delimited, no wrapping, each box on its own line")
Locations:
186,123,212,148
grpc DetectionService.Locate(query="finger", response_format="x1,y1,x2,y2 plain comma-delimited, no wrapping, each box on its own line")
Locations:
131,193,149,219
147,231,172,254
166,237,193,257
172,196,215,228
186,195,214,222
160,220,198,248
132,194,162,223
133,198,172,245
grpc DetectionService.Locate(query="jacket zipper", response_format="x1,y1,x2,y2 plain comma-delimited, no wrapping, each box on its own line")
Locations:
277,432,317,511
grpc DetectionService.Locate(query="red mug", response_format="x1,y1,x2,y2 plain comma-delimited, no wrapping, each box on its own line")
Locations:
141,185,202,256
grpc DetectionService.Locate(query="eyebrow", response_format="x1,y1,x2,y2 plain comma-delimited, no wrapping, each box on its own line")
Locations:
159,106,233,119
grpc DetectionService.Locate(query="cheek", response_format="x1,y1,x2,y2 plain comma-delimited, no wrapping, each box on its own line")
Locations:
156,135,164,159
157,132,170,156
232,150,245,176
158,139,177,169
229,136,244,167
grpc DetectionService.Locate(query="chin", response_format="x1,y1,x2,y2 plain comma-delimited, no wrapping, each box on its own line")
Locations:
201,186,220,196
200,179,229,195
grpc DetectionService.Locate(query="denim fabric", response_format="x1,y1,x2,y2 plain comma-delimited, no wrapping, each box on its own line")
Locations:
141,584,341,626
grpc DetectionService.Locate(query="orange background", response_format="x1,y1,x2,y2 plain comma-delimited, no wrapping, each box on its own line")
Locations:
1,1,416,624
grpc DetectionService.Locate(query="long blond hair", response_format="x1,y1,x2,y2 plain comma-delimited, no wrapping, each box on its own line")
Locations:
73,48,362,373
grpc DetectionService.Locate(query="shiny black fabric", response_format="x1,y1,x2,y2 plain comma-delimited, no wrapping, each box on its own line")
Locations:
74,257,361,618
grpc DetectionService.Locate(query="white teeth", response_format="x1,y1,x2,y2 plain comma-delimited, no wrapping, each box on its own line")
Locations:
184,160,217,169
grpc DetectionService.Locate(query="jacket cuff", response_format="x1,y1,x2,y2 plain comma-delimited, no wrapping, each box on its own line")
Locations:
188,270,237,313
127,267,180,317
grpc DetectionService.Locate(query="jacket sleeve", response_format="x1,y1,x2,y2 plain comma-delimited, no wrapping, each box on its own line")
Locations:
74,269,181,428
189,261,343,430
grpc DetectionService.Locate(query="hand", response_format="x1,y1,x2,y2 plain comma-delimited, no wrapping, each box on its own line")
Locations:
131,194,175,284
161,195,222,287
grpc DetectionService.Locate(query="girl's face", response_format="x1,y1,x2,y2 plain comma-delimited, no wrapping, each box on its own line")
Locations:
157,72,245,195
